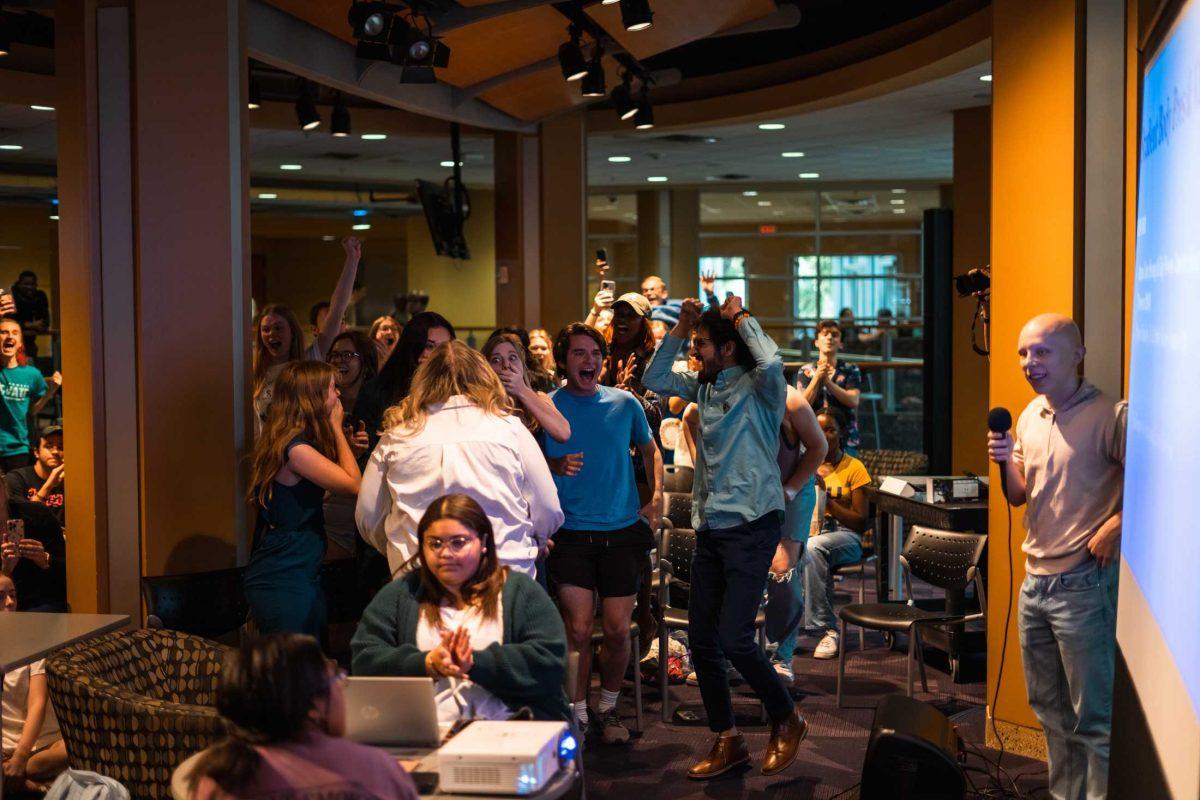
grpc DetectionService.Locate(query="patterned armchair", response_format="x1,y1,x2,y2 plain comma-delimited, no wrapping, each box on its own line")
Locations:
45,629,230,799
859,449,929,483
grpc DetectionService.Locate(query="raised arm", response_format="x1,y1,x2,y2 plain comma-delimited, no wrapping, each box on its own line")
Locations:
313,237,362,359
642,297,703,401
723,295,785,400
284,404,360,495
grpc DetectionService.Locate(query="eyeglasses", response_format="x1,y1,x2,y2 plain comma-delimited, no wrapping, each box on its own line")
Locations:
425,535,479,554
327,351,362,363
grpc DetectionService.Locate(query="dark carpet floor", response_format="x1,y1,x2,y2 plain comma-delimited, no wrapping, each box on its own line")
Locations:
581,570,1050,799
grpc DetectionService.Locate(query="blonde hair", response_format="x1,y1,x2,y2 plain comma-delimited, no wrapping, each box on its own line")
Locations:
481,333,537,434
251,304,304,396
382,340,510,434
247,361,338,508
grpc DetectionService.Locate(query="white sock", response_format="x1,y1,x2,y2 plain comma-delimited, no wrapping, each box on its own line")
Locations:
597,688,620,715
573,700,588,726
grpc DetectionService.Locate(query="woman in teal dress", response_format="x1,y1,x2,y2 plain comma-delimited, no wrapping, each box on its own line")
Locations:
245,361,361,639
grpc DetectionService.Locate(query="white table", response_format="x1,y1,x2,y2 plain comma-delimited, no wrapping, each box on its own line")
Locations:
1,612,129,798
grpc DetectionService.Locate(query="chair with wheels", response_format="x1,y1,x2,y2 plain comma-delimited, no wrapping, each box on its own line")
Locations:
835,526,986,707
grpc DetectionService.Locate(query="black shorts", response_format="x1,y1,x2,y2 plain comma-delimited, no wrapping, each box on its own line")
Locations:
548,521,654,598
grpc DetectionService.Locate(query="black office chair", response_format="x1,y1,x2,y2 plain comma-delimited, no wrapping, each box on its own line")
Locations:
663,464,694,493
836,526,987,707
141,567,249,644
657,526,767,723
663,491,693,530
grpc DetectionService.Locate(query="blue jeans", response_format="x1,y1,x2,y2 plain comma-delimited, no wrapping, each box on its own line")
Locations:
690,513,794,732
768,478,817,663
801,529,863,632
1019,560,1118,800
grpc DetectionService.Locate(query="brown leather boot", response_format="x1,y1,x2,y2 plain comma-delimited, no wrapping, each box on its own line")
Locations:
761,708,808,776
687,733,750,780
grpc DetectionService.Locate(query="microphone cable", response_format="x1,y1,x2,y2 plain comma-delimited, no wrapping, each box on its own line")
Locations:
989,487,1016,792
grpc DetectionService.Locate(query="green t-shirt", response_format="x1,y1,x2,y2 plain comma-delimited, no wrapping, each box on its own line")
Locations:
0,365,47,456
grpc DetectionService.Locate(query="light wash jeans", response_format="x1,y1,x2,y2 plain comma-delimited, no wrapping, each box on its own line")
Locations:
802,528,863,632
1018,560,1118,800
767,478,816,663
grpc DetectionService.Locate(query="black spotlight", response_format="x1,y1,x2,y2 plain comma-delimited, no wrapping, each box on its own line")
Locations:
633,87,654,129
331,94,351,137
620,0,653,32
295,81,321,131
580,51,606,98
348,1,393,39
248,75,262,110
397,17,450,84
558,26,587,82
611,74,637,120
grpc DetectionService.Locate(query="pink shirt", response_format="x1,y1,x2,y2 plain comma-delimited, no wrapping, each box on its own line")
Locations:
183,731,419,800
1013,380,1126,575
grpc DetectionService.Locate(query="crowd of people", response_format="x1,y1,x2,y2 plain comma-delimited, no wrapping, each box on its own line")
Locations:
1,243,1127,800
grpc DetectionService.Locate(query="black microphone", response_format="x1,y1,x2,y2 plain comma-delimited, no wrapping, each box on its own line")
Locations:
988,406,1013,500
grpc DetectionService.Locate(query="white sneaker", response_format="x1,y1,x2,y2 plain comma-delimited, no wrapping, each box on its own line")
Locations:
773,659,795,685
813,630,840,660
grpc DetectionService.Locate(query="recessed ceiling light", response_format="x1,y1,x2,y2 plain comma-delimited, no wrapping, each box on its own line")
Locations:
607,155,632,163
49,215,59,221
781,151,805,158
0,145,22,151
321,235,337,241
742,190,758,197
361,133,388,140
890,198,905,205
352,223,372,230
892,188,907,194
279,164,303,171
980,74,993,82
758,123,785,131
646,176,668,183
30,105,54,112
257,193,278,199
892,208,907,214
704,137,720,144
799,172,820,179
440,160,464,167
757,200,771,207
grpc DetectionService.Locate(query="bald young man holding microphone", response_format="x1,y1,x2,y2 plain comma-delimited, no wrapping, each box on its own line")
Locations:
988,313,1126,800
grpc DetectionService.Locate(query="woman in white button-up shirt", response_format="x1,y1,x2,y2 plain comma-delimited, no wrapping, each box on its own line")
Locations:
356,340,564,578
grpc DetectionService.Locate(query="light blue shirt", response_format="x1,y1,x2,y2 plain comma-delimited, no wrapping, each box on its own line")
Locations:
642,316,786,530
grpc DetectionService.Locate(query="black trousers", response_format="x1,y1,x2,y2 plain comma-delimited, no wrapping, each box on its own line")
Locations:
689,512,794,732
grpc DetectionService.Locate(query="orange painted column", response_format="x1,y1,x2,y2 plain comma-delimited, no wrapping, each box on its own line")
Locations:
989,0,1082,743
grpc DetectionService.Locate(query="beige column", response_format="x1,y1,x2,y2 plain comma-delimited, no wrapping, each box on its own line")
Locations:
670,189,701,301
636,190,667,285
538,112,587,335
132,0,251,576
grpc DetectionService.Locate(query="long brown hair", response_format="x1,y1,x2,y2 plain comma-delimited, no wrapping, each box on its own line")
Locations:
247,361,338,508
404,494,507,628
189,634,333,795
381,339,510,435
251,304,305,393
481,333,539,434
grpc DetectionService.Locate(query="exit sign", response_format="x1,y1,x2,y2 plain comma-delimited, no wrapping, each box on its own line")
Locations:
759,224,777,234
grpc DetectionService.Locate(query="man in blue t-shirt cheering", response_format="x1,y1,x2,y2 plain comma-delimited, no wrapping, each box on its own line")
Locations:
546,322,663,746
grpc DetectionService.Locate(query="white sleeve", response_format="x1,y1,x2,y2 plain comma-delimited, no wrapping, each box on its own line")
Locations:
355,444,392,556
30,658,45,677
513,424,564,546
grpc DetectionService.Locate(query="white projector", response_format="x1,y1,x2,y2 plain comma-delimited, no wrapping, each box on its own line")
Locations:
437,721,571,795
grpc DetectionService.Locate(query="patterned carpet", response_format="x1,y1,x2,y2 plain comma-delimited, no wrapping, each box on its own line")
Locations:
582,572,1050,799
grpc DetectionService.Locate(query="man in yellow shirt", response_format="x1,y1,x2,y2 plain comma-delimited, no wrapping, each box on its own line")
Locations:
802,408,872,659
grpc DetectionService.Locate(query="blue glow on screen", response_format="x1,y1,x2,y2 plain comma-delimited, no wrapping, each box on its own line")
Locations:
1127,0,1200,718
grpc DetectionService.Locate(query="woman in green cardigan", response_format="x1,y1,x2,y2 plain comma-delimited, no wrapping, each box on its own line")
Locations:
352,494,569,722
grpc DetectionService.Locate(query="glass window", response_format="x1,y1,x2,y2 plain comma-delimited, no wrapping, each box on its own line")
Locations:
699,256,747,304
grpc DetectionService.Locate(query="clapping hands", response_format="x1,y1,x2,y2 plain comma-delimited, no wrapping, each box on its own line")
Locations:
426,627,474,678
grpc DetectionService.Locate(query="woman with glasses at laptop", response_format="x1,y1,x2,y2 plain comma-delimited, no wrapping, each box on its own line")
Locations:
174,633,418,800
352,494,569,723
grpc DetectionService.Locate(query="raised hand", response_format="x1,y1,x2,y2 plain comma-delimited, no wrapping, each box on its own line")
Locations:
614,356,638,391
498,368,529,401
342,236,363,262
676,298,704,334
18,539,48,569
719,294,744,320
592,289,614,314
700,272,716,295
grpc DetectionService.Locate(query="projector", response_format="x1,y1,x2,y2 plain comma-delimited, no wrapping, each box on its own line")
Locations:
437,721,571,795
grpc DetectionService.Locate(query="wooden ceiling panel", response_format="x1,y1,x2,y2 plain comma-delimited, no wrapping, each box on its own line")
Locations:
437,7,570,88
588,0,776,60
265,0,357,46
479,59,624,122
